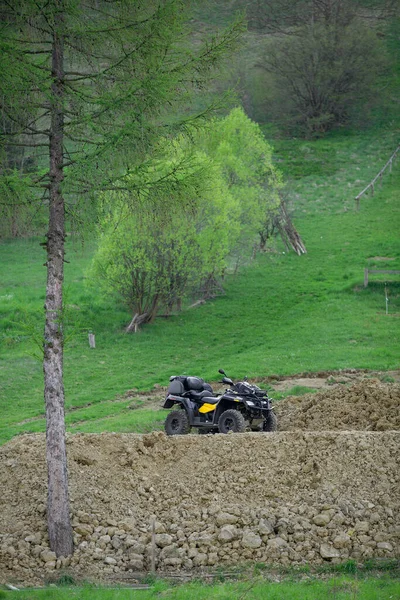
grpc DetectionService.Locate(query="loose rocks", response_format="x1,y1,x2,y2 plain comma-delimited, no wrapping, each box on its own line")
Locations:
0,379,399,586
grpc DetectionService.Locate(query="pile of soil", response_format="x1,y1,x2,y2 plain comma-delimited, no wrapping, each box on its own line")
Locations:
0,378,399,586
275,379,400,431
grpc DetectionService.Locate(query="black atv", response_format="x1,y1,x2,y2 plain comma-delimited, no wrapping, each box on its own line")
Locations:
163,369,277,435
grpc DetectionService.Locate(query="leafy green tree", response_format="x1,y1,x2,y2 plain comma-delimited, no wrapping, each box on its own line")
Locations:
90,108,282,326
198,107,282,261
0,0,243,556
90,150,240,329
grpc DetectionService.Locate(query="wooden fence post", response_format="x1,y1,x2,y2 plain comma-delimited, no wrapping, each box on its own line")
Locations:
364,269,369,288
88,332,96,348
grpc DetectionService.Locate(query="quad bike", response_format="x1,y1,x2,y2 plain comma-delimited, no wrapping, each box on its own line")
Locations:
163,369,277,435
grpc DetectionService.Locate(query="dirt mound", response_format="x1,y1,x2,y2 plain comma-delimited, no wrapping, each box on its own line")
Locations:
0,379,399,586
275,379,400,431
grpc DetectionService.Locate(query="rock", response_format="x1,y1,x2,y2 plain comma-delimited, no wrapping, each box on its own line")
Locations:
127,558,144,570
154,534,173,548
218,525,239,542
313,512,332,527
75,524,93,537
320,544,341,559
119,518,137,532
98,535,111,546
193,552,208,566
267,537,287,551
188,532,214,546
241,531,262,549
216,513,239,526
124,536,136,547
258,519,274,536
160,545,182,560
127,542,146,556
153,521,166,534
355,521,370,534
377,542,393,552
164,557,182,567
111,536,122,550
24,533,42,544
40,550,57,563
333,533,351,549
104,556,117,565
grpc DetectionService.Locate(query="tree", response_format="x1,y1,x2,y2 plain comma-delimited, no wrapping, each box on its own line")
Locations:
258,18,386,134
243,0,399,33
90,107,282,325
221,0,398,134
198,107,282,262
0,0,243,556
90,149,240,328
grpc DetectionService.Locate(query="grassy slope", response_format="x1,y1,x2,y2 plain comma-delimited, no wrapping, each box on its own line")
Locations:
0,130,399,443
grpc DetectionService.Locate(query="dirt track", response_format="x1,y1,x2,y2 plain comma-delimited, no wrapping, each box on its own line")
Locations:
0,378,399,586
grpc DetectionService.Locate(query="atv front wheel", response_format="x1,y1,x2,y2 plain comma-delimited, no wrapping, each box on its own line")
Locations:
218,409,246,434
262,411,278,432
164,410,191,436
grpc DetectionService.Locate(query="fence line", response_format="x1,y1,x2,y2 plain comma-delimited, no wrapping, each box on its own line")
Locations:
364,268,400,287
355,145,399,210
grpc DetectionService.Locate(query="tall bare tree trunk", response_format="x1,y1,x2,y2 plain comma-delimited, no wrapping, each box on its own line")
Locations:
43,6,73,558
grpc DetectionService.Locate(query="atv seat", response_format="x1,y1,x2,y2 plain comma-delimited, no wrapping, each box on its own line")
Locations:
167,375,215,400
189,390,219,404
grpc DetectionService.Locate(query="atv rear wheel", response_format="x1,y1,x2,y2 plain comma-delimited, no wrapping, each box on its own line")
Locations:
218,409,246,434
164,410,191,435
262,411,278,432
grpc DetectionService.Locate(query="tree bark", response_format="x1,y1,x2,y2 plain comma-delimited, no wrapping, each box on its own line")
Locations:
43,6,73,558
125,312,150,333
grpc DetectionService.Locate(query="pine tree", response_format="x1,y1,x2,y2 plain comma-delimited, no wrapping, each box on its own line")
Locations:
0,0,243,556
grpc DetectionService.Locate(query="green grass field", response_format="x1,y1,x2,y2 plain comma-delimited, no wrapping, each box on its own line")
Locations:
0,129,399,444
1,573,400,599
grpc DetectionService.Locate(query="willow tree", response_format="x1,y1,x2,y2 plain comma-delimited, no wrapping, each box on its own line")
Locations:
0,0,243,556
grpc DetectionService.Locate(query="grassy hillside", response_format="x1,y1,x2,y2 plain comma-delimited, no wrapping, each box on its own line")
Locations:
0,129,399,443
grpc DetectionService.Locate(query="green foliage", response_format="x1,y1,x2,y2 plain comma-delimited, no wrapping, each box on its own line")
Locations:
198,107,282,258
89,108,282,324
89,149,239,323
193,0,400,137
0,1,245,238
260,20,386,135
0,171,43,237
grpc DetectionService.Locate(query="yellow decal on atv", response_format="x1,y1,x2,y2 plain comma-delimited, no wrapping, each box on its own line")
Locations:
199,403,216,414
